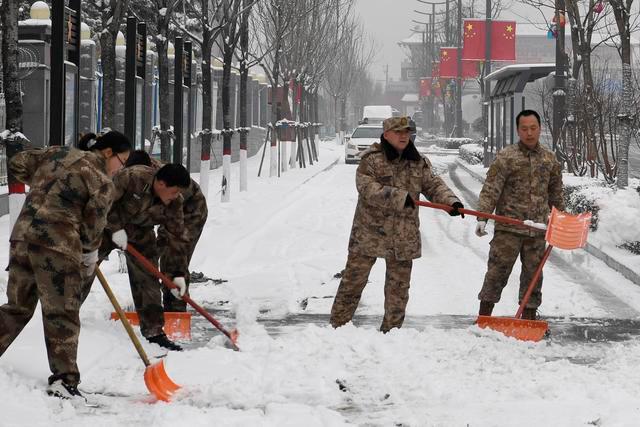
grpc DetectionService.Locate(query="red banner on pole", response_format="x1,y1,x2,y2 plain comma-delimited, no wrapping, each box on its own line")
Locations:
433,79,442,98
462,19,517,61
439,48,479,79
462,19,485,61
296,84,302,104
420,78,432,97
491,21,517,61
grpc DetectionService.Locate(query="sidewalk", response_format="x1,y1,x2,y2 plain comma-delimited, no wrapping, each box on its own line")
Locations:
456,158,640,286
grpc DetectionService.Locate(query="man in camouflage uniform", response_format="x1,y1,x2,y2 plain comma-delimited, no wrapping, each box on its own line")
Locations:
330,116,465,333
0,146,115,393
158,177,208,312
475,110,564,320
83,163,191,350
125,151,209,312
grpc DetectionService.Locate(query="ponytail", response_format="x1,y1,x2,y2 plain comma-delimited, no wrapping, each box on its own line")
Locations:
78,131,132,154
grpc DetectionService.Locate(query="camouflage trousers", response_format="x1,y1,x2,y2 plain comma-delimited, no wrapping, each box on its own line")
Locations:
81,229,165,338
157,230,201,313
0,242,83,386
478,230,547,309
330,251,412,333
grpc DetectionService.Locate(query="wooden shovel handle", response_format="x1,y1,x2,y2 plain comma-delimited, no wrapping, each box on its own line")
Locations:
415,200,542,230
126,244,240,351
96,267,151,367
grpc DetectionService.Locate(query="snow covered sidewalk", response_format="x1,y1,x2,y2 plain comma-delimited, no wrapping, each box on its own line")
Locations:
2,142,640,426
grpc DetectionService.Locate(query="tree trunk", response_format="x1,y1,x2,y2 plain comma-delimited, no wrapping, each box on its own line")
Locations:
612,0,633,188
200,19,213,200
239,0,250,192
1,0,22,132
221,47,234,200
156,27,172,162
269,48,281,177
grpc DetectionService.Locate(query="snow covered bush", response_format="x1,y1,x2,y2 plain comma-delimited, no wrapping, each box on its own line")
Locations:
435,137,476,149
564,179,640,254
459,143,484,165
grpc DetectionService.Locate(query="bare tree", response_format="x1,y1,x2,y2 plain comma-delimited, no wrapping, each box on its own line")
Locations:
131,0,184,162
0,0,22,133
252,0,303,176
94,0,131,131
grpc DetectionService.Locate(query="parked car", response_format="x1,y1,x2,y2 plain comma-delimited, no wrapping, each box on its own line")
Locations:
344,124,383,164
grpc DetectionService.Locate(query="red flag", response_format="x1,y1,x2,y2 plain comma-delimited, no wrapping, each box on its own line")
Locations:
462,19,486,61
440,48,456,77
420,78,432,97
296,84,302,104
439,48,479,79
491,21,516,61
433,79,442,98
462,19,516,61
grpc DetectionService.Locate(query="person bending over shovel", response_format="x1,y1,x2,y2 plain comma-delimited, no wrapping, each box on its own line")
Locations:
125,150,209,313
475,109,564,320
0,131,131,400
81,163,191,351
330,116,465,333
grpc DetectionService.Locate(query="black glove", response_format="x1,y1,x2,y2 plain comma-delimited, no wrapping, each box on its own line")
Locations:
405,194,415,209
449,202,465,218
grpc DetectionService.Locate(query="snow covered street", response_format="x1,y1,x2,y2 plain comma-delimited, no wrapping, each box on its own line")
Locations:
2,142,640,426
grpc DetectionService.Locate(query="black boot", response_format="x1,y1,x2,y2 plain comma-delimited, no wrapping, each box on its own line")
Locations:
479,301,494,316
47,379,86,401
147,333,183,351
522,308,537,320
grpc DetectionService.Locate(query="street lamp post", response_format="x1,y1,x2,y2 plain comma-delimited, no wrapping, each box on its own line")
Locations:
552,0,566,160
483,0,492,166
454,0,463,137
412,14,433,130
416,0,451,134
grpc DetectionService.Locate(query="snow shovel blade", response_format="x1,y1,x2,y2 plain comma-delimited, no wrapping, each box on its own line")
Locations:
143,359,181,402
476,315,549,342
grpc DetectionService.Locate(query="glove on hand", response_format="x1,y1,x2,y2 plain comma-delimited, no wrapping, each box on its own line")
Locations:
112,229,128,250
449,201,465,218
404,194,415,209
171,277,187,299
81,249,99,276
475,220,488,237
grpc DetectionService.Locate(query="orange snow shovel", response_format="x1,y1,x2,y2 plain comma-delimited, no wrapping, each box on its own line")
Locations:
125,244,240,351
96,267,181,402
476,207,592,341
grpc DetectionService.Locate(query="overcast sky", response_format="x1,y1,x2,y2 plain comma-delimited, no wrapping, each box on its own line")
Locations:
353,0,545,83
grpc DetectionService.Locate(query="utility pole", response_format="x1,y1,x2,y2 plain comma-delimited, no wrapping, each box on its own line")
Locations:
483,0,492,166
455,0,463,137
552,0,566,159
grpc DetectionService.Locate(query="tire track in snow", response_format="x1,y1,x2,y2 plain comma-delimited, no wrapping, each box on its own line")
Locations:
448,163,639,319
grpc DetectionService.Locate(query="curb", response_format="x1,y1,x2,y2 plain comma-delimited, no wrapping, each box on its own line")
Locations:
455,158,640,286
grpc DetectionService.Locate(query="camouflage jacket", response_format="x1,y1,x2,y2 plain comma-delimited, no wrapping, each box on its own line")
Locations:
349,139,461,261
477,141,564,237
108,165,187,263
10,146,114,263
158,178,208,276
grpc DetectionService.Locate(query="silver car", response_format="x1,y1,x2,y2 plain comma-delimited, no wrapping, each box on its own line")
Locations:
344,124,383,164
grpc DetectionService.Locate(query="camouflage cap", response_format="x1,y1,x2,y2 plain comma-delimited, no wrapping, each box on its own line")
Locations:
383,116,411,132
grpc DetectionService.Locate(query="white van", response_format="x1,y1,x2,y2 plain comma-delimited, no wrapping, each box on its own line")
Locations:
360,105,394,125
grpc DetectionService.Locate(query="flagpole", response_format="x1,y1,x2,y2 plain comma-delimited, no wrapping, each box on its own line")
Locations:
455,0,463,137
552,0,566,160
483,0,492,165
